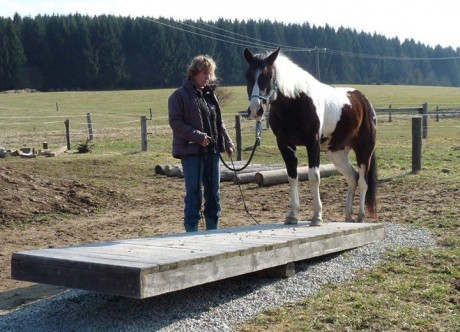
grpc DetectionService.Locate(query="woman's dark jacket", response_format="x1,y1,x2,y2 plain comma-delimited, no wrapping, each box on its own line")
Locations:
168,79,234,159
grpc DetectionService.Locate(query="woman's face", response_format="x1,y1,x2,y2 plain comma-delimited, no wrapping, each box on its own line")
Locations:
193,68,212,90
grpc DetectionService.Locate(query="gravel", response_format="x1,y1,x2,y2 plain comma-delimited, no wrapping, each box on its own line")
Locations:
0,223,436,331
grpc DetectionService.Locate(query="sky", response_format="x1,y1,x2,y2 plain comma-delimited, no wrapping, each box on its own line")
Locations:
1,0,459,49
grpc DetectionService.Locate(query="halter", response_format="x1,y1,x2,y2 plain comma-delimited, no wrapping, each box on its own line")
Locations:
248,77,278,103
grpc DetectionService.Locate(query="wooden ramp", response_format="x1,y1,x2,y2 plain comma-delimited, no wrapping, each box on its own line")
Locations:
11,222,384,299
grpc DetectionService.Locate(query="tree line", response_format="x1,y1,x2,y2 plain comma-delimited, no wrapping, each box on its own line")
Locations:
1,13,459,91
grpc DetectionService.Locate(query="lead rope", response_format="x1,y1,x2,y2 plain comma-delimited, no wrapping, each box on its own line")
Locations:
218,120,262,172
221,120,262,225
229,153,260,225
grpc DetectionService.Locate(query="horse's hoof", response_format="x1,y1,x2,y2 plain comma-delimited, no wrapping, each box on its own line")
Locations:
309,218,323,227
284,217,298,225
345,217,354,223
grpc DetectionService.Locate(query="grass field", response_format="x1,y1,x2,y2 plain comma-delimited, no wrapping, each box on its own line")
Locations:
1,85,459,330
1,84,459,156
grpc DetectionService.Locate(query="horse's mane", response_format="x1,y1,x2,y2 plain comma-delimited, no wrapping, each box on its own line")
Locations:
274,53,319,99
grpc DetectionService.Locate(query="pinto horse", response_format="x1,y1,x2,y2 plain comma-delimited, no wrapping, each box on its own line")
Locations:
244,47,377,225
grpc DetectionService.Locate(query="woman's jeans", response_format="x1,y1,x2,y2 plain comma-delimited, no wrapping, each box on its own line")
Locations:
181,151,221,232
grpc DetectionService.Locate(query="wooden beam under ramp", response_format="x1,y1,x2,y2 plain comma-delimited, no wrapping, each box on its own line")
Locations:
11,222,385,299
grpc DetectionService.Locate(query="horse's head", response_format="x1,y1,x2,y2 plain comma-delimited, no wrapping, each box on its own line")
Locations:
244,47,280,120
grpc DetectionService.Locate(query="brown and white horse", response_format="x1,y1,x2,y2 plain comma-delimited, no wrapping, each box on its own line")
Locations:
244,47,377,225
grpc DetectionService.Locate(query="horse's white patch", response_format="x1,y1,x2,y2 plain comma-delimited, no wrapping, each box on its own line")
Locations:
308,167,322,221
249,70,261,117
274,54,354,138
366,95,377,125
321,87,353,137
288,176,300,220
274,55,316,99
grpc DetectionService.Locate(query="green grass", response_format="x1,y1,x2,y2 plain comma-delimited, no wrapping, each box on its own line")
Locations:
1,84,459,187
238,245,460,331
1,84,458,167
347,84,460,109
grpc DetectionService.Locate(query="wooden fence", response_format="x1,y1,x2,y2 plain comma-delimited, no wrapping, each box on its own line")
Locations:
374,103,428,138
6,102,453,172
60,106,428,175
434,107,460,121
236,102,460,142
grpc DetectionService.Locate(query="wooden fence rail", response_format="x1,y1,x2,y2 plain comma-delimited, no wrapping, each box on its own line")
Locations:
375,103,428,139
59,103,457,154
434,107,460,121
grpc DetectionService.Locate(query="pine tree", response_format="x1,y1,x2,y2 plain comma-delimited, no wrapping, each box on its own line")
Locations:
0,17,26,90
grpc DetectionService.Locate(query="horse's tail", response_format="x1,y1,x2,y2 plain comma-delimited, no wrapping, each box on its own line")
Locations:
365,151,377,219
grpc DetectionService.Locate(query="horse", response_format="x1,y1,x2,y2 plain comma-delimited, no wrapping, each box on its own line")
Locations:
244,47,377,226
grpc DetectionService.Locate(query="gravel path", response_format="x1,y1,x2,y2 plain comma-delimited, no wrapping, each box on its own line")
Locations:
0,223,436,332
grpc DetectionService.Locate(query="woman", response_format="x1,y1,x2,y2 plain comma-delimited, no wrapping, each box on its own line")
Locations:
168,55,234,232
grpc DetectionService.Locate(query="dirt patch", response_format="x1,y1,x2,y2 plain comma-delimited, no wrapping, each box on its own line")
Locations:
0,165,119,223
0,164,454,310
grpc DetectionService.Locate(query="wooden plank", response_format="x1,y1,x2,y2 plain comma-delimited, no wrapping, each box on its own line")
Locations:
141,224,383,297
12,256,142,298
11,222,385,299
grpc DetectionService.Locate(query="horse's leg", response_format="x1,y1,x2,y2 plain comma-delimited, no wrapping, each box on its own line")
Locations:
327,148,358,222
306,140,322,226
354,141,377,222
356,164,368,222
278,141,299,224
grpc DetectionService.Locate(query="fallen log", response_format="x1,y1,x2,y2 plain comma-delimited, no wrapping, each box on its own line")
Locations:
219,163,269,179
155,162,259,178
164,165,183,178
154,164,170,175
51,146,68,157
232,172,258,184
221,164,283,182
39,146,67,157
231,165,286,184
254,164,339,187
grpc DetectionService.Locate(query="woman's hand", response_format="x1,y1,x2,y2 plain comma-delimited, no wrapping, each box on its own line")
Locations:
201,136,210,147
227,147,234,157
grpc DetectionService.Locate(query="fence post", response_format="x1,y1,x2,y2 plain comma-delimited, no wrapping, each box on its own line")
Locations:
388,104,392,122
235,115,242,161
412,117,422,173
141,116,148,151
422,102,428,139
436,106,439,122
86,112,94,141
64,119,71,150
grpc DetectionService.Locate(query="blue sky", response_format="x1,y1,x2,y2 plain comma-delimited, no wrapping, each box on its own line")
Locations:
1,0,458,49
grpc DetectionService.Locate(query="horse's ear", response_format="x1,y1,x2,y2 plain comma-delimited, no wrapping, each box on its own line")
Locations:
266,47,280,66
244,48,254,64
